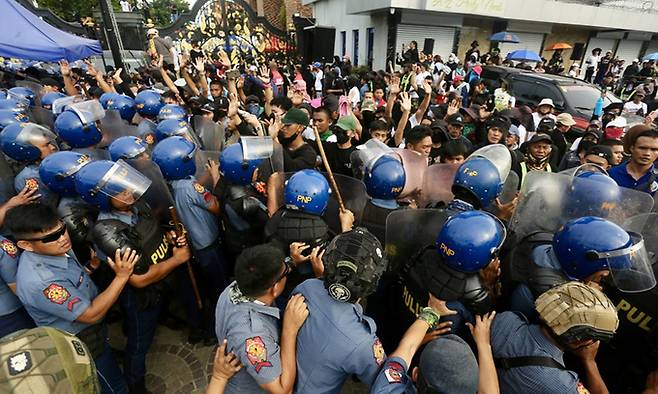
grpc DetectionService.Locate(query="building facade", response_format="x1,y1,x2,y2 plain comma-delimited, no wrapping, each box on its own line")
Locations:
303,0,658,72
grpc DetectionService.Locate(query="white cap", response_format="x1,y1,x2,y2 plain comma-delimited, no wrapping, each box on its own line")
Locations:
249,65,258,72
173,78,187,87
537,98,555,108
147,28,158,36
607,117,627,128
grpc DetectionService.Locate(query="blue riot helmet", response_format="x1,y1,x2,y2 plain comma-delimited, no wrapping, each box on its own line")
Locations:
363,155,405,202
157,104,187,121
41,92,67,110
99,92,119,108
452,145,511,209
436,210,506,273
553,216,655,292
7,86,35,107
566,171,621,217
218,141,266,186
135,90,164,117
0,110,29,130
109,136,149,161
284,169,331,215
54,100,105,148
0,122,58,162
155,119,194,142
0,99,27,113
39,151,91,197
75,159,152,211
106,95,136,122
151,136,197,181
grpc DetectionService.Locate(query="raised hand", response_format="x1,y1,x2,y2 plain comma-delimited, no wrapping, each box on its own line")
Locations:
399,92,412,112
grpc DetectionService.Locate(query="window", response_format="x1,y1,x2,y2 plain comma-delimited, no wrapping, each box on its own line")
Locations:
366,28,374,69
340,31,346,57
353,29,359,66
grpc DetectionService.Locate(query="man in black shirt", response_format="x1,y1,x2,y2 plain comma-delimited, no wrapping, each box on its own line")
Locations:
318,115,358,176
273,108,317,171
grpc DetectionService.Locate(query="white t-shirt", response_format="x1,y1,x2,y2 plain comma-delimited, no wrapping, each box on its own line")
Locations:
623,101,647,115
314,70,323,91
585,55,600,69
415,71,430,87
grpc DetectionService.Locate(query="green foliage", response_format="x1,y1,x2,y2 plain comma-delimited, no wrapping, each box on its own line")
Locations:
36,0,120,22
146,0,190,27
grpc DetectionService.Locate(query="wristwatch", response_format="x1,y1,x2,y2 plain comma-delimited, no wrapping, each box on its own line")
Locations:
418,307,441,330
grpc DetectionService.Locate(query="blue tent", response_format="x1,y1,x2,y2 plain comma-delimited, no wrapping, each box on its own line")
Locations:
0,0,102,62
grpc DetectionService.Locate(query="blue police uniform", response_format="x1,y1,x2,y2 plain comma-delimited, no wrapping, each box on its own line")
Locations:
14,164,51,202
0,236,34,337
608,162,657,196
215,281,283,393
292,278,384,393
509,244,561,320
15,249,127,393
171,177,229,333
491,311,581,394
369,356,416,393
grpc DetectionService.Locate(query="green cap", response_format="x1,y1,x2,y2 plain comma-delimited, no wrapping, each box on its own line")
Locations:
282,108,309,127
336,114,358,131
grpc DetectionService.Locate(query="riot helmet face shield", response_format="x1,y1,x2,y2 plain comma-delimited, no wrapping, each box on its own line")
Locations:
96,160,152,208
16,123,58,158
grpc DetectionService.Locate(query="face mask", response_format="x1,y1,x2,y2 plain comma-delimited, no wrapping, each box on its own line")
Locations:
278,130,298,147
247,103,260,115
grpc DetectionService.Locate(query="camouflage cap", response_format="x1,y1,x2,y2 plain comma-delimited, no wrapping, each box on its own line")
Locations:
0,327,100,393
323,227,386,303
535,281,619,343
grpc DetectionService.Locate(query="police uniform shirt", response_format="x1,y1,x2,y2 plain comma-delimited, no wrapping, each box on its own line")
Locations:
16,251,98,334
369,356,416,394
14,164,50,201
215,281,282,393
491,311,581,394
0,237,22,316
608,162,657,196
171,177,218,250
293,278,385,393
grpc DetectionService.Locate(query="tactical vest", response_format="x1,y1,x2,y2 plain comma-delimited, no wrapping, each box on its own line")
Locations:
220,184,268,255
0,327,100,393
265,209,331,251
361,201,395,245
92,203,172,309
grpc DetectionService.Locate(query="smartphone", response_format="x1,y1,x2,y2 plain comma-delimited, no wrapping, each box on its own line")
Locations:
226,69,240,79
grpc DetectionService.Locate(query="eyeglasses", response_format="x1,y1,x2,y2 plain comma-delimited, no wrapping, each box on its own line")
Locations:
274,258,294,284
21,224,67,244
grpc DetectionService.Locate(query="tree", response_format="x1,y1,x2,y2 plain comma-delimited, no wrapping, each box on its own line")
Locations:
147,0,190,27
36,0,121,22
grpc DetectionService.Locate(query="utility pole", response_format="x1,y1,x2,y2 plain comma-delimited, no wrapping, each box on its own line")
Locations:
98,0,125,70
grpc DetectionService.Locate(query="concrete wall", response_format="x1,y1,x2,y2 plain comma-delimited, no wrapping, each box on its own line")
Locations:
541,25,591,66
457,18,493,62
308,0,389,70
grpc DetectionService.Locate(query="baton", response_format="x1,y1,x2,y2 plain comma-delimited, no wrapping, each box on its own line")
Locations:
169,206,203,309
312,126,345,212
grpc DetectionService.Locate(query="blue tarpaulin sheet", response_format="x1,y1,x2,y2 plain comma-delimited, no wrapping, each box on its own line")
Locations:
0,0,102,62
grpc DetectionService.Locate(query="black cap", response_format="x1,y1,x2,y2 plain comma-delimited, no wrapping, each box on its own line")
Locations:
583,128,603,141
245,95,260,105
446,113,464,126
537,117,556,132
528,133,553,144
585,145,614,165
213,96,229,110
487,115,511,132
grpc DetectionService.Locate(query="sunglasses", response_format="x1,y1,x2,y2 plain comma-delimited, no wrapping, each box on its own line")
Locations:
22,224,67,244
274,258,294,284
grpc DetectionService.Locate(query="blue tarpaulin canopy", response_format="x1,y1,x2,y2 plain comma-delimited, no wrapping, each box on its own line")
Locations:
0,0,102,62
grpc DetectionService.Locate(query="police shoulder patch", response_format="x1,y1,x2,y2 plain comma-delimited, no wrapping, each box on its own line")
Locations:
373,339,385,366
1,239,18,258
383,361,404,384
7,351,32,375
43,283,70,305
245,336,273,373
25,178,39,191
193,182,206,194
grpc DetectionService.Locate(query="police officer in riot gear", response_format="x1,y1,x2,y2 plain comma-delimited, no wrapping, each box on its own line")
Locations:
157,104,187,122
54,100,105,150
216,141,269,257
39,151,97,264
509,216,655,320
360,155,406,244
135,90,164,120
0,122,59,205
109,136,150,162
105,95,136,123
75,159,191,392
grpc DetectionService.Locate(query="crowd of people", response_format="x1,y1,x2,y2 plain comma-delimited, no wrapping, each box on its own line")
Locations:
1,30,658,394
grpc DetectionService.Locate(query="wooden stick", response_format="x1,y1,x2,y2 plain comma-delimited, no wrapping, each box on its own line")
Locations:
312,126,345,212
169,206,203,309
